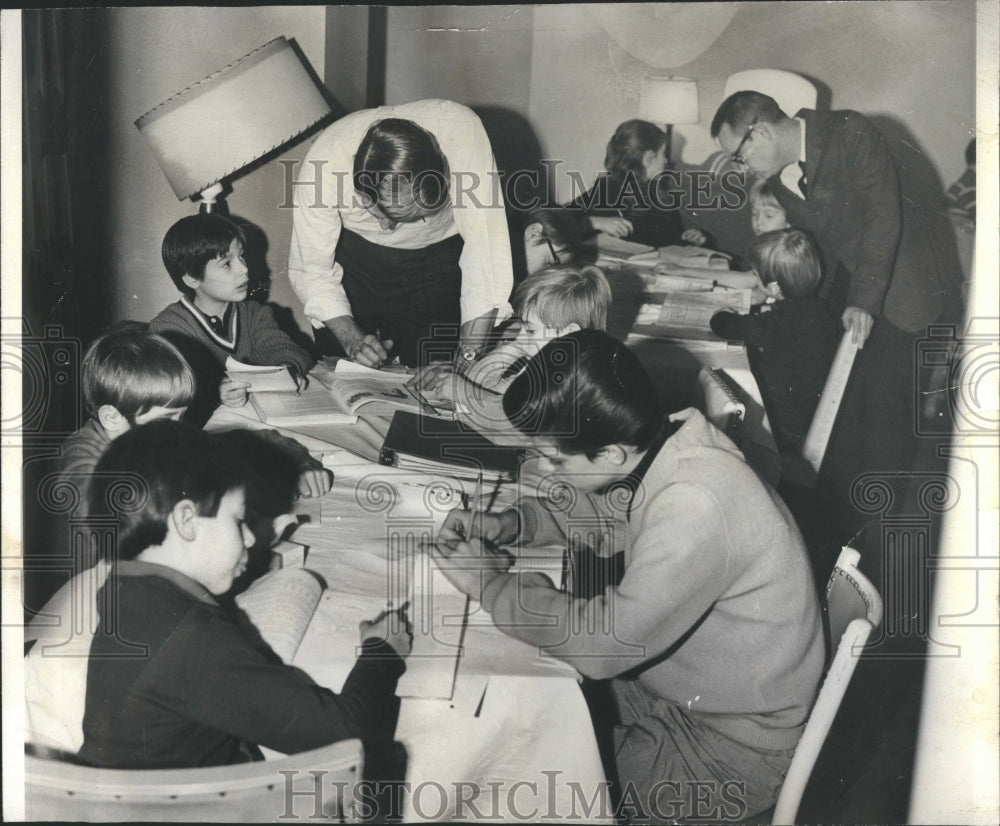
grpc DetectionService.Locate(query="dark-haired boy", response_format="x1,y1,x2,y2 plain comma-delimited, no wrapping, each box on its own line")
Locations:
151,213,314,416
433,330,823,821
32,420,409,769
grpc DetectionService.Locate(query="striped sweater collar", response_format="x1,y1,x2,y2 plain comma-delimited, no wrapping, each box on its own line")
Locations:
180,296,238,351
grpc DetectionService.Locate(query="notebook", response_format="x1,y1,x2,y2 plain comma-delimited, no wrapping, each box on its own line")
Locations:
378,411,524,482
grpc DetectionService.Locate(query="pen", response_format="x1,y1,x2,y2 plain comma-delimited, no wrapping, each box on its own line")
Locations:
464,474,483,541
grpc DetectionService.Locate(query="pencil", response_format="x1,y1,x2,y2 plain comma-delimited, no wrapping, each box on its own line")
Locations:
465,473,483,541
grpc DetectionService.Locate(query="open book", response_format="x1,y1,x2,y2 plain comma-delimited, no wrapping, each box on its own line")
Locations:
632,289,752,342
312,360,455,418
235,568,325,664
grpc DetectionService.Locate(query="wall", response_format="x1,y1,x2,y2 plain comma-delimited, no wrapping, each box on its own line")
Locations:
100,6,326,335
528,2,976,204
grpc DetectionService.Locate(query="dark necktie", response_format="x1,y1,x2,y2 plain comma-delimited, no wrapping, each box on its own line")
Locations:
798,161,809,197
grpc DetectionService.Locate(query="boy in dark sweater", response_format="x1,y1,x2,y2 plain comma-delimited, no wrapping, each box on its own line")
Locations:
710,228,840,451
150,214,314,422
74,420,409,769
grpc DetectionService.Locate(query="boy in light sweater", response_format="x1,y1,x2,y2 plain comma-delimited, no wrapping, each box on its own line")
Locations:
432,330,824,821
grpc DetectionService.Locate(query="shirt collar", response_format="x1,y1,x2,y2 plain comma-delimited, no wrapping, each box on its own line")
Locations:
180,296,238,351
797,117,807,163
112,559,218,604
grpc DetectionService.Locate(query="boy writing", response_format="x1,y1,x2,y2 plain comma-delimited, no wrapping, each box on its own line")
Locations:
416,265,612,441
432,330,823,820
151,214,314,419
35,420,410,769
710,228,840,452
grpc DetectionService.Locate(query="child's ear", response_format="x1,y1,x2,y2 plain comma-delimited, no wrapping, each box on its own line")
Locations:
598,444,629,467
97,404,129,435
642,148,657,168
181,273,201,292
523,222,543,243
169,499,200,543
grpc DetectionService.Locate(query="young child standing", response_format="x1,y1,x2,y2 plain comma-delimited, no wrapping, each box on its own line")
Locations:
150,214,314,418
710,228,841,451
38,420,411,769
569,120,707,248
432,330,824,821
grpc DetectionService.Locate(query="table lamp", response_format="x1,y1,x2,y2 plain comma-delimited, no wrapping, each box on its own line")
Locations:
135,37,331,212
638,76,699,167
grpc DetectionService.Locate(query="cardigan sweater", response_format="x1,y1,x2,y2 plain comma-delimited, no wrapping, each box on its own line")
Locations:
79,561,405,769
481,409,824,752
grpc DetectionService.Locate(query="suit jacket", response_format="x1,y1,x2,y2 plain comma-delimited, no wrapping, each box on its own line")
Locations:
771,109,963,332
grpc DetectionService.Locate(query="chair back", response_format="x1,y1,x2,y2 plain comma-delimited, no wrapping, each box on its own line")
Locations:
696,366,746,447
782,331,860,488
722,69,818,117
772,547,882,824
25,739,364,822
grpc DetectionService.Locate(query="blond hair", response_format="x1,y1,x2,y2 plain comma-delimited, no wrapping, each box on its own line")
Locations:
511,265,611,331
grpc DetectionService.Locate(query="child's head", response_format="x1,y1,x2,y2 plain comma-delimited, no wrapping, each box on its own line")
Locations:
748,228,823,300
748,179,789,235
162,213,249,303
91,420,253,593
604,120,668,182
522,207,582,276
511,265,611,352
353,118,450,229
83,322,196,435
503,330,661,491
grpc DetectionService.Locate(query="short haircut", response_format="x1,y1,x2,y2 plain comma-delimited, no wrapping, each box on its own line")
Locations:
604,120,666,179
82,322,196,423
748,178,783,210
353,118,450,224
162,213,247,298
503,330,662,459
710,91,788,138
512,265,611,332
524,207,582,260
748,228,823,299
90,420,246,560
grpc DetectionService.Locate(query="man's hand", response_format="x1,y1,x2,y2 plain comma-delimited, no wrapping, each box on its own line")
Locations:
219,378,250,407
297,467,333,499
430,537,513,602
590,216,634,238
842,307,874,348
359,605,412,657
349,334,394,368
681,228,707,246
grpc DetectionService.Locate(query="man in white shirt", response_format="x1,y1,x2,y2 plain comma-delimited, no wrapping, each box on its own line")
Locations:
288,99,514,368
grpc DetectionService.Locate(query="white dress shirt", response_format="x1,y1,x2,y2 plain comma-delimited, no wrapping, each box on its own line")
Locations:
778,117,808,198
288,99,514,328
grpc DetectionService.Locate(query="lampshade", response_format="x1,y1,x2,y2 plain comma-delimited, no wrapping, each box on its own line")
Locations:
135,37,331,203
638,77,700,125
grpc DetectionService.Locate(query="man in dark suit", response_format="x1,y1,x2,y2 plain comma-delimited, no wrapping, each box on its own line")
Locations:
710,91,964,538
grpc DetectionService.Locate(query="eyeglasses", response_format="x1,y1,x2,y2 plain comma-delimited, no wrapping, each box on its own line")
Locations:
543,233,568,266
729,117,759,166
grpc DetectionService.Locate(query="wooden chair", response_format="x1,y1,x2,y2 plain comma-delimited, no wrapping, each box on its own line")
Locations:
782,331,860,487
696,366,746,447
25,739,364,822
772,547,883,824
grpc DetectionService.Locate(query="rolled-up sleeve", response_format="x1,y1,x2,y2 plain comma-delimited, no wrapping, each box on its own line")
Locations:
432,102,514,324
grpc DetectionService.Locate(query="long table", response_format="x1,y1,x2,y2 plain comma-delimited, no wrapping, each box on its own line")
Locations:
205,409,613,823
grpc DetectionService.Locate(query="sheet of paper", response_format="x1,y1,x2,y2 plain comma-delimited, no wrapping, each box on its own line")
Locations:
235,568,323,663
225,357,297,393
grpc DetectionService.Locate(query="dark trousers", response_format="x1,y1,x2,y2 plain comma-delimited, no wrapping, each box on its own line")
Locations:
337,229,463,368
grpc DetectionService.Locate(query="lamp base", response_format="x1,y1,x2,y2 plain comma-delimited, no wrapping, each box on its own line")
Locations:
197,182,227,214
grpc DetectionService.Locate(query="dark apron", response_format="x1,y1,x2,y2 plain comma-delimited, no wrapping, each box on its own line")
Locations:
337,228,463,368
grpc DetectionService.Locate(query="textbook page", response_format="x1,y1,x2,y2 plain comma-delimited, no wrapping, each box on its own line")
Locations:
235,568,324,663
